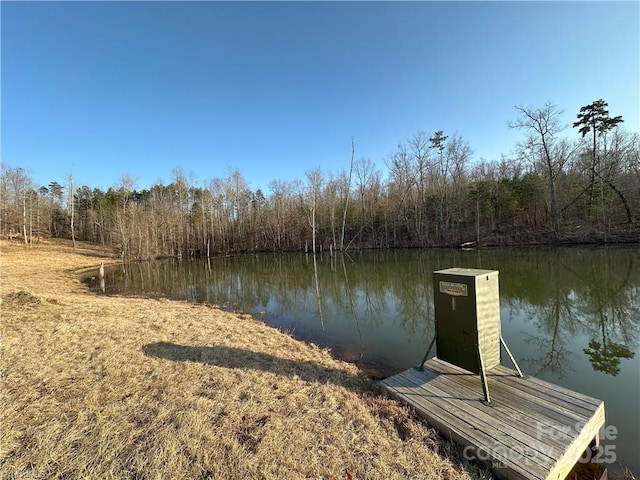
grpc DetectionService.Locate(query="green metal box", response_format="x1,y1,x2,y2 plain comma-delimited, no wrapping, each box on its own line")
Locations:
433,268,501,374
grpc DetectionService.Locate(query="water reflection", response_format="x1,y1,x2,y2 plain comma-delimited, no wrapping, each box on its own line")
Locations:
574,254,637,376
87,245,640,475
91,247,639,378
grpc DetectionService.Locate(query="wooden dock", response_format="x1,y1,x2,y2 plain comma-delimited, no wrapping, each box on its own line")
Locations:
381,358,605,480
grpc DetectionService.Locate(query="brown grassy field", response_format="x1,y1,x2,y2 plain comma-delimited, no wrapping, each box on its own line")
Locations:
0,238,489,480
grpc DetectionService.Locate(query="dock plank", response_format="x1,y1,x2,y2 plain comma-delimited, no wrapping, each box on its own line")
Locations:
382,375,540,480
394,369,558,472
427,358,598,425
492,365,602,408
397,368,570,453
396,367,566,456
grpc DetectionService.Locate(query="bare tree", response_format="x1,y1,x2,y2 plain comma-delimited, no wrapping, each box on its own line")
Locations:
409,131,432,245
429,131,449,241
22,170,29,245
445,134,472,243
322,172,341,251
510,103,567,239
67,172,77,248
385,142,416,246
305,168,323,254
340,138,355,251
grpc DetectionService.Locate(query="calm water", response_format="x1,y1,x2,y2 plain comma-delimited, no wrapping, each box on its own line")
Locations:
86,246,640,475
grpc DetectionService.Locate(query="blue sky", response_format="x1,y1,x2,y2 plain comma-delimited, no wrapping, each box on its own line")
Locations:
2,1,638,192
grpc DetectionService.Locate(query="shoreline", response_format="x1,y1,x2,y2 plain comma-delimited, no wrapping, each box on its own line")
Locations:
0,239,488,479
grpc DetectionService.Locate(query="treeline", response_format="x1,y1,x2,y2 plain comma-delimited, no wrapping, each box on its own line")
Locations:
2,100,639,258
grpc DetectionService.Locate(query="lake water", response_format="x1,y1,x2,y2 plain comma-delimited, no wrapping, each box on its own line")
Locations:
86,246,640,476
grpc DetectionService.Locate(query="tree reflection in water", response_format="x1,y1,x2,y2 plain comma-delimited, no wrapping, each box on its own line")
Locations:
571,251,637,376
91,245,639,379
583,340,634,376
513,247,638,377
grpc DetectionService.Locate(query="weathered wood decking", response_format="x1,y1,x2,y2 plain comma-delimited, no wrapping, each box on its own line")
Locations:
381,358,605,480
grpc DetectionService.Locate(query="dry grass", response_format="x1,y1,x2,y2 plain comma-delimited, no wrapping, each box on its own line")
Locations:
0,238,489,480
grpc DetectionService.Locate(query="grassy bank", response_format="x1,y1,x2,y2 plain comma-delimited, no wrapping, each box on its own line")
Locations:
0,239,487,479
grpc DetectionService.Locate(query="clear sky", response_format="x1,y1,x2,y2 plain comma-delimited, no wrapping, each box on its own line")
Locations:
2,1,638,193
